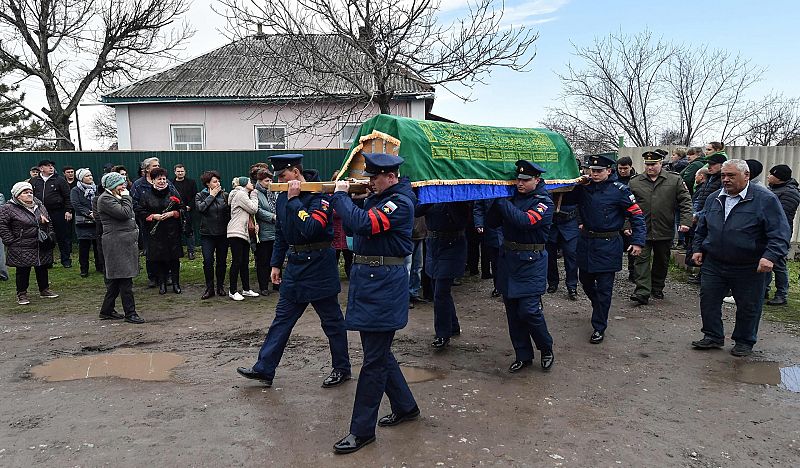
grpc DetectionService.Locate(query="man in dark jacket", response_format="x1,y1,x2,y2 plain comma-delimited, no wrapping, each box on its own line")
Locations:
171,163,199,260
679,147,706,195
615,156,637,280
691,159,790,357
765,164,800,305
628,151,692,303
692,152,726,219
30,159,73,267
330,153,419,454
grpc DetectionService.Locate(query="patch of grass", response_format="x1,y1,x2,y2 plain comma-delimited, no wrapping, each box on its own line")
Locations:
668,253,800,327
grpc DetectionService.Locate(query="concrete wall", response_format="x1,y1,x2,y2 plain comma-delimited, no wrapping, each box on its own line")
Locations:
619,145,800,250
116,100,427,150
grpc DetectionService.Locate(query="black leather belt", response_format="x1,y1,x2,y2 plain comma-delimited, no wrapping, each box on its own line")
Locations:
580,229,620,239
353,255,406,266
503,240,545,252
427,230,465,240
289,241,331,253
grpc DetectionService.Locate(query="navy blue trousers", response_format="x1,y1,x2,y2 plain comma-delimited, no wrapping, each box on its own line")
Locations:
546,233,578,290
700,257,766,346
252,294,350,379
350,331,417,438
579,270,615,333
432,278,460,338
503,296,553,361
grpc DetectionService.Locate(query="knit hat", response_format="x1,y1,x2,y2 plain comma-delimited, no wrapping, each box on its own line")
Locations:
233,176,249,188
101,172,126,190
11,181,33,199
745,159,763,179
76,168,91,183
770,164,792,181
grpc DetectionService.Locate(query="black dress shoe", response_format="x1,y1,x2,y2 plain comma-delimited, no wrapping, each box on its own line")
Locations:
431,337,450,349
322,369,351,388
451,328,461,336
201,288,214,300
408,301,415,309
63,261,72,268
567,289,578,301
766,296,788,306
159,283,167,295
691,337,724,349
508,359,532,373
590,330,604,344
378,406,420,427
172,284,182,294
80,271,89,278
730,343,753,357
99,310,125,320
410,295,428,304
452,278,462,286
333,433,375,454
687,274,701,285
541,350,554,371
491,289,501,298
546,285,557,293
259,289,271,297
629,295,648,305
236,367,273,386
651,291,664,299
217,287,227,297
124,313,145,324
188,251,195,260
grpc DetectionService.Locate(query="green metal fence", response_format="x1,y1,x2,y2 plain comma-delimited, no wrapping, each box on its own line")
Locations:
0,149,349,196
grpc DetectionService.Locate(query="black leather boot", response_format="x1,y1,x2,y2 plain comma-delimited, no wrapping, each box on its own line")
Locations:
172,273,182,294
201,283,214,300
159,276,167,295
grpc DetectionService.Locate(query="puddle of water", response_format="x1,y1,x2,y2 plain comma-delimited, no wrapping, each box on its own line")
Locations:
734,361,800,392
352,365,446,384
31,352,185,382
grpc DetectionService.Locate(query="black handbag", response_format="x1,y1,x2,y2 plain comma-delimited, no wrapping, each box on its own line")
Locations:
37,228,56,250
74,213,95,225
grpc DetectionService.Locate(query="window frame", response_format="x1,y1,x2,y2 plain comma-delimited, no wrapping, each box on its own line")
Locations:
254,125,287,150
340,122,362,148
170,124,205,150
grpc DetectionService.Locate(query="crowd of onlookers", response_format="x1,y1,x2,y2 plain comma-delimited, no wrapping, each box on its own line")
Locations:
0,146,798,320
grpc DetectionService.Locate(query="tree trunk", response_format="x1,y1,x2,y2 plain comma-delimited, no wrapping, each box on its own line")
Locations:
53,118,75,150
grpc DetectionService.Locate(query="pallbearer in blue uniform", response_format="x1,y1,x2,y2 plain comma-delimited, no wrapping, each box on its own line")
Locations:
415,201,470,348
330,153,419,455
546,189,580,300
488,160,556,373
573,154,646,344
236,154,351,388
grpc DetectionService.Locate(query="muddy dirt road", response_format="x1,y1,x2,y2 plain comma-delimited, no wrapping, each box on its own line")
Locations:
1,275,799,467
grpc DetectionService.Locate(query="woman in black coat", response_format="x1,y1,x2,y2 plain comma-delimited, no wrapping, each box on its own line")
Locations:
70,168,104,277
195,170,231,299
0,181,59,305
134,167,185,294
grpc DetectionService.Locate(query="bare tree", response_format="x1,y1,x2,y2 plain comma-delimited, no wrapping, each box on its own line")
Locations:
90,106,118,147
742,96,800,146
666,46,766,145
540,114,618,155
547,31,675,149
0,0,192,149
216,0,538,136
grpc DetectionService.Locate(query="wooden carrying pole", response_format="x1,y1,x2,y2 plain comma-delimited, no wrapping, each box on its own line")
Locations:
269,179,370,194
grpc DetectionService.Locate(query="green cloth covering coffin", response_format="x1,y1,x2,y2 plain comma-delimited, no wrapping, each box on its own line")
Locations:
338,115,581,203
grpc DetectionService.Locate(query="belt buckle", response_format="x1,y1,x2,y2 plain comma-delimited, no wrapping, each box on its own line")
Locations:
368,259,381,267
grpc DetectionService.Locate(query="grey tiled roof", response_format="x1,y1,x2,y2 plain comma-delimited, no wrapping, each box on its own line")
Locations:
103,35,435,103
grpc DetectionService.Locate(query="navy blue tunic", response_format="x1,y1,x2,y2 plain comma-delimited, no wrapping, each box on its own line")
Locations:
331,179,417,331
573,179,647,273
488,183,554,298
270,170,340,303
417,202,470,279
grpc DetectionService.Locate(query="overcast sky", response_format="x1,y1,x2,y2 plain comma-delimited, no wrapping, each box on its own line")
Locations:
11,0,800,150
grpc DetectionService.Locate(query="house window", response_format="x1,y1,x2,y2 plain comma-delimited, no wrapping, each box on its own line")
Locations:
340,123,362,147
255,126,286,150
171,125,204,150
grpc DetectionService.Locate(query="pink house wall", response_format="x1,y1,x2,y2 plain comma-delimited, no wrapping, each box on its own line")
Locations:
117,100,427,150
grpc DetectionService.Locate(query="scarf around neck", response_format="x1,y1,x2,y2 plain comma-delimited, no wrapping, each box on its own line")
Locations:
79,181,97,201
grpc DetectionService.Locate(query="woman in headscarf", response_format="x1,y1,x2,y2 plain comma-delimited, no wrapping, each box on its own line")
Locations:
196,170,231,299
134,167,185,294
226,176,259,301
254,168,278,296
95,172,144,324
0,181,59,305
70,168,103,277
